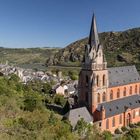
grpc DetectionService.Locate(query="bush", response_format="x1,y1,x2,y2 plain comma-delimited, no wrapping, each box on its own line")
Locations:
136,121,140,126
68,71,78,80
129,123,136,128
75,118,88,136
121,126,129,132
126,128,140,140
102,130,112,140
115,128,122,134
54,94,66,107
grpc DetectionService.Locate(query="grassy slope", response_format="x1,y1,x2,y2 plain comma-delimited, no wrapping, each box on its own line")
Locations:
0,47,59,66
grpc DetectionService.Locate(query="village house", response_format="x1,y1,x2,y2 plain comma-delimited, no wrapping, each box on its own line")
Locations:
77,14,140,133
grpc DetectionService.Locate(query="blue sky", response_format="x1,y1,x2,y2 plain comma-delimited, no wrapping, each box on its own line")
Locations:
0,0,140,48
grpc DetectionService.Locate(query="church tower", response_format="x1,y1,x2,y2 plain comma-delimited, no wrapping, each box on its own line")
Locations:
78,14,108,116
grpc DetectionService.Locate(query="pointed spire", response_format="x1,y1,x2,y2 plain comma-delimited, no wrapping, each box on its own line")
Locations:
88,13,99,48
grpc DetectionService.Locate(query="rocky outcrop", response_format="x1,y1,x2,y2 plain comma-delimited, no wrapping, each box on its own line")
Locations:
46,27,140,71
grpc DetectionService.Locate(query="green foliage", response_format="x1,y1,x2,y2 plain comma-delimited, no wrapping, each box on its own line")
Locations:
42,82,52,94
121,126,129,132
54,94,66,107
115,128,122,134
9,74,20,82
68,70,78,80
125,128,140,140
136,121,140,126
0,76,80,139
75,118,88,136
23,92,44,112
102,130,112,140
48,111,58,125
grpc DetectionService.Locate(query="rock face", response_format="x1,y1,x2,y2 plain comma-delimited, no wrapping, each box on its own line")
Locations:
46,27,140,71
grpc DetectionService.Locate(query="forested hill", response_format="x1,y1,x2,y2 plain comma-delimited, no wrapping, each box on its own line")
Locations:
46,27,140,71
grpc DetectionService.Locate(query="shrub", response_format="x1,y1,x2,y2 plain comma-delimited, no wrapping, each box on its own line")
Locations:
129,123,136,128
121,126,129,132
115,128,122,134
102,130,112,140
54,94,66,107
136,121,140,126
126,128,140,140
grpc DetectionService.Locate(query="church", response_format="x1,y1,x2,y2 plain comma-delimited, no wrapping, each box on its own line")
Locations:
78,14,140,133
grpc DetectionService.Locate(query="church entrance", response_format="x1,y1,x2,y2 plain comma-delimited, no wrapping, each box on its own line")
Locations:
126,113,131,126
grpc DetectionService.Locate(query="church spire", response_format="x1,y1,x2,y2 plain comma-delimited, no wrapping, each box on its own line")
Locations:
88,13,99,48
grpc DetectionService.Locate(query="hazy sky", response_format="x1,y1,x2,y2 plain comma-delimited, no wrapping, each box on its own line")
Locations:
0,0,140,48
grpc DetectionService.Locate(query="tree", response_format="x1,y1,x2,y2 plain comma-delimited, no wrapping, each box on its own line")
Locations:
48,111,57,125
75,118,88,136
102,130,112,140
54,94,66,107
125,128,140,140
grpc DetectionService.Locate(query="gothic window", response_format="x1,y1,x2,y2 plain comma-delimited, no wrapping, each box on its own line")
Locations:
110,90,113,100
99,52,101,57
119,115,122,124
123,87,126,96
86,92,88,103
102,92,106,102
106,119,109,129
133,110,135,119
112,117,115,127
97,75,99,87
130,86,132,95
103,75,105,86
139,85,140,94
135,85,137,93
97,93,100,103
86,75,89,87
91,78,93,86
117,89,120,98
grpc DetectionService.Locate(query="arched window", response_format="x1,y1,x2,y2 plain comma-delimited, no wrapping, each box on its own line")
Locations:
117,89,120,98
139,85,140,94
112,117,115,127
86,92,88,103
119,115,122,124
106,119,109,129
97,75,99,87
130,86,132,95
133,110,135,119
135,85,137,93
97,93,100,103
123,87,126,96
86,75,88,87
103,75,105,86
110,90,113,100
102,92,106,102
91,78,93,86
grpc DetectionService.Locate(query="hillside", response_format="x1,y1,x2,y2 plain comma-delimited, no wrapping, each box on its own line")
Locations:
46,27,140,71
0,47,60,69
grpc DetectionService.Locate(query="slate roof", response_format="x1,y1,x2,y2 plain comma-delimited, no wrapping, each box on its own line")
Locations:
97,95,140,118
108,65,140,87
64,107,93,128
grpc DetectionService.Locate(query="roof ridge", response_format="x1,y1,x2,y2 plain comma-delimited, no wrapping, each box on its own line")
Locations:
108,65,136,69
